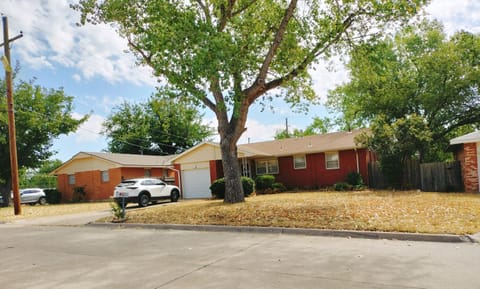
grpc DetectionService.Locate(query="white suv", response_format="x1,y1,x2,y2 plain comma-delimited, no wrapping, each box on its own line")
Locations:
113,178,180,207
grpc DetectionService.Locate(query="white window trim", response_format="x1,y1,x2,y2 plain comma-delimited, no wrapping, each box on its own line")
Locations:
101,170,109,183
293,155,306,170
256,159,279,175
68,174,76,185
325,151,340,170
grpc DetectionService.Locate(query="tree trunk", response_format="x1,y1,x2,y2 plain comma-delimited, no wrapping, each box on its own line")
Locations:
220,136,244,203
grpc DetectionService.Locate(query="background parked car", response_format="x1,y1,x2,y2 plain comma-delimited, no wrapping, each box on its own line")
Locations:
113,178,181,207
13,188,48,205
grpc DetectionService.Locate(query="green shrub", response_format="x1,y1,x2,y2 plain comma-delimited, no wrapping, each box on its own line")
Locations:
345,172,364,186
110,202,126,220
44,189,61,204
255,175,275,192
210,178,226,199
272,182,287,193
334,182,352,191
210,177,255,199
241,177,255,196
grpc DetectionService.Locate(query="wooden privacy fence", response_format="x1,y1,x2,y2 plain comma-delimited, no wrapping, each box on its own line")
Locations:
420,161,463,192
368,161,463,192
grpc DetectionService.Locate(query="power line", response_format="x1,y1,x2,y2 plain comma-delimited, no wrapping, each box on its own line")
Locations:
10,107,214,155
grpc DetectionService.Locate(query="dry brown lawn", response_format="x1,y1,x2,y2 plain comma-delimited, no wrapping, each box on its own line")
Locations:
0,202,111,223
120,190,480,235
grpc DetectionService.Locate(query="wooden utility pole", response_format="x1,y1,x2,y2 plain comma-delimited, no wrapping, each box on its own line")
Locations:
285,118,289,137
1,16,23,215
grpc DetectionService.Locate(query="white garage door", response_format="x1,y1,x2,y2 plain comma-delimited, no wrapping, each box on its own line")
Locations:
182,168,212,199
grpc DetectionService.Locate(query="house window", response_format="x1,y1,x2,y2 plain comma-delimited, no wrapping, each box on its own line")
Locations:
101,170,109,182
256,159,279,175
144,169,151,177
293,155,306,169
68,174,75,185
325,152,339,169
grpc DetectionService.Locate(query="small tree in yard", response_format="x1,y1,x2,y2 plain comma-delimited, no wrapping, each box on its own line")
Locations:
73,0,428,203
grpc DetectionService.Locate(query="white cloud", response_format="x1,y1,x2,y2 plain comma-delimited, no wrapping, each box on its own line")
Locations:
240,119,287,144
71,113,105,143
310,56,349,103
72,74,81,82
426,0,480,34
1,0,156,86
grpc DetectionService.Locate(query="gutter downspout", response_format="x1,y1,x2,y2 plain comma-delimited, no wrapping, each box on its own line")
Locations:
355,148,360,174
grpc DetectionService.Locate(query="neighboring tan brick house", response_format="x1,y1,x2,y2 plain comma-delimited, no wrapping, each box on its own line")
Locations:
450,131,480,193
52,152,179,201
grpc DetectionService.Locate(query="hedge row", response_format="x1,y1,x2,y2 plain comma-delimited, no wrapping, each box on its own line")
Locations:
210,174,286,199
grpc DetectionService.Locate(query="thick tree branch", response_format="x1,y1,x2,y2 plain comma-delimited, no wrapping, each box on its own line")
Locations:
256,0,297,86
209,77,229,136
218,0,236,31
433,109,480,140
196,0,212,24
200,95,217,113
126,37,154,69
246,10,359,102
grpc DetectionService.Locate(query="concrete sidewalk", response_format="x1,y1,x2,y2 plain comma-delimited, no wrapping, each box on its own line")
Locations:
4,209,111,226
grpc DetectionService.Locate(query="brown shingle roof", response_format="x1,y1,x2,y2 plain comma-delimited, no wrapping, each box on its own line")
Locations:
238,129,367,157
80,152,176,167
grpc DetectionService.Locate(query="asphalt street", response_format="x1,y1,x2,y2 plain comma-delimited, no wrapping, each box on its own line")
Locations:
1,220,479,289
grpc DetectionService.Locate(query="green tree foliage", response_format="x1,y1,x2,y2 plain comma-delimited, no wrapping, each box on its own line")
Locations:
329,21,480,162
73,0,427,203
19,159,63,189
275,116,333,139
102,95,213,155
0,78,87,206
356,114,432,187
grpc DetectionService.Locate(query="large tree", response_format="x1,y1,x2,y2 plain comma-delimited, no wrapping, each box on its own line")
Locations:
0,78,87,206
103,96,213,155
328,21,480,161
73,0,427,203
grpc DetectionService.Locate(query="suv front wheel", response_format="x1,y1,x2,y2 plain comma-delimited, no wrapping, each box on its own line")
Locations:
171,190,180,202
138,193,150,207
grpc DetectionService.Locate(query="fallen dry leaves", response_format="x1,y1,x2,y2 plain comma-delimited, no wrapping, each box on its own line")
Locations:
122,191,480,235
0,202,111,222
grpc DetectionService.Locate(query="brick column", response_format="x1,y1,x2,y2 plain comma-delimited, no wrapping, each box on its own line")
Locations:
209,160,218,183
463,143,479,192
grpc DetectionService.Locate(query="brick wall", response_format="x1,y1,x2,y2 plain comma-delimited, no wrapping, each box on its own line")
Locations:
463,143,479,192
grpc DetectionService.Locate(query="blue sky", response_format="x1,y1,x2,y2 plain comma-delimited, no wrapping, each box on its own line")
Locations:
1,0,479,162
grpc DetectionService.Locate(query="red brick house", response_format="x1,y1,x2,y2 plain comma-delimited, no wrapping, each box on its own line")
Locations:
52,152,179,201
450,131,480,193
172,129,374,198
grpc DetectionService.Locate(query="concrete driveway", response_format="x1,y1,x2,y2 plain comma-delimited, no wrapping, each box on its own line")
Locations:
1,218,479,289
